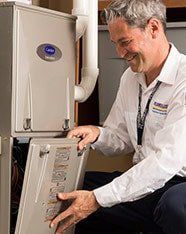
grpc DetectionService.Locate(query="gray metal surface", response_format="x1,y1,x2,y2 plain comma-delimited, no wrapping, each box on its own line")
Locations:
15,138,89,234
0,1,76,20
0,137,12,234
98,26,128,125
0,6,13,137
12,4,76,134
0,6,14,234
0,3,76,137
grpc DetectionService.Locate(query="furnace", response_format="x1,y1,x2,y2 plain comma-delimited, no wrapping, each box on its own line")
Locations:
0,2,90,234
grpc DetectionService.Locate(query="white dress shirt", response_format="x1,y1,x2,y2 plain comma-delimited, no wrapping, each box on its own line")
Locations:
93,44,186,207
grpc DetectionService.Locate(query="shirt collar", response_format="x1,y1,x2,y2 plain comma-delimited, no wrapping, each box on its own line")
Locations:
134,43,182,87
157,43,181,85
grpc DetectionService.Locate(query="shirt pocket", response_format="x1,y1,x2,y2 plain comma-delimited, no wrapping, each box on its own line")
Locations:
147,110,166,133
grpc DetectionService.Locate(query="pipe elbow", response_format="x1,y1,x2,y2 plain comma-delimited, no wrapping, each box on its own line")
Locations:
73,0,99,103
75,68,99,102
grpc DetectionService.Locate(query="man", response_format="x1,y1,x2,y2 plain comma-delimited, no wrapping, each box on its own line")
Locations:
50,0,186,233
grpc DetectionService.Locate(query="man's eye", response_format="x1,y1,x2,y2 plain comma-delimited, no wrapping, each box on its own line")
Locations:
121,40,132,46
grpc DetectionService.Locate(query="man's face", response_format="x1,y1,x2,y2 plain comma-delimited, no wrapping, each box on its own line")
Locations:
108,18,155,73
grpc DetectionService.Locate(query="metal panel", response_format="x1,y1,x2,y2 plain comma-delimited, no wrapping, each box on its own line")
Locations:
15,138,89,234
98,26,128,125
12,5,76,133
0,4,82,234
0,5,13,234
0,6,13,136
0,137,12,234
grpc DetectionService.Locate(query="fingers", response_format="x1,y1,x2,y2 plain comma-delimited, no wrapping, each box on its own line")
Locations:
67,127,82,139
58,191,77,200
67,126,93,139
55,215,77,234
67,126,100,151
78,135,92,150
50,206,72,228
50,192,77,228
67,127,91,150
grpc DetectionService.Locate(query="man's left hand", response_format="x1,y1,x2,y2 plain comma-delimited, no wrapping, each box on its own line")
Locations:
50,190,100,234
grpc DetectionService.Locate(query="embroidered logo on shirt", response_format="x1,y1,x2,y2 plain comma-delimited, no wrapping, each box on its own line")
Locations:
152,102,168,115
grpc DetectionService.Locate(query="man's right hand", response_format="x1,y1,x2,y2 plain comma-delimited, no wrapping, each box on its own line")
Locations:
67,125,100,150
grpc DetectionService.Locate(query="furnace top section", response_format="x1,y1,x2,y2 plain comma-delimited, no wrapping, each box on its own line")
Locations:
0,1,77,21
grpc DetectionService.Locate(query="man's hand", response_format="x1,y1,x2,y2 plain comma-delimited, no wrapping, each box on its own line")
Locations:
50,190,100,234
67,125,100,150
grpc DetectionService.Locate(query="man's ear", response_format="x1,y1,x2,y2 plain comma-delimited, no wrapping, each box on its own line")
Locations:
147,17,161,39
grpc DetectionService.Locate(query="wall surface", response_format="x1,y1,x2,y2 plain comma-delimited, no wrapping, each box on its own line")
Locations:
48,0,73,13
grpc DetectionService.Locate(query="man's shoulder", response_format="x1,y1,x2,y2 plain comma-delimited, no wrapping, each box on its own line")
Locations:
120,67,137,86
180,53,186,66
177,54,186,78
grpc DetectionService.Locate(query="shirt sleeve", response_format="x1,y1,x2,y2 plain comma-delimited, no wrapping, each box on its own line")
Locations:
93,84,186,207
92,76,134,156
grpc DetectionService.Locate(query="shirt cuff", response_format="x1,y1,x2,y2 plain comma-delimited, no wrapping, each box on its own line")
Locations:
91,126,104,149
93,182,121,207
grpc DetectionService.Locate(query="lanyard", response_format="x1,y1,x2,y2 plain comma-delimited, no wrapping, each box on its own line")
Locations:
137,81,162,146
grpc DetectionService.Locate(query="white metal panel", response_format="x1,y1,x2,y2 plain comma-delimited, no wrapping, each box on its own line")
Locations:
13,6,76,132
15,138,89,234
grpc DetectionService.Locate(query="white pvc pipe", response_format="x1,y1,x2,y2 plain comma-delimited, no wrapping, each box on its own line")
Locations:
72,0,88,41
72,0,88,16
82,0,98,68
73,0,99,103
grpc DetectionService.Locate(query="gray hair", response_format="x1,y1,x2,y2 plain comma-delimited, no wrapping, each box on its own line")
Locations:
102,0,166,31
